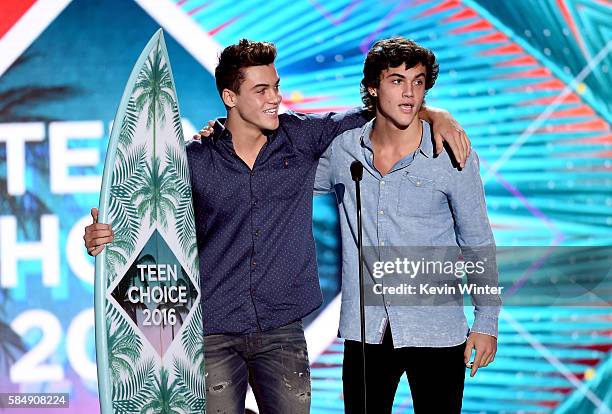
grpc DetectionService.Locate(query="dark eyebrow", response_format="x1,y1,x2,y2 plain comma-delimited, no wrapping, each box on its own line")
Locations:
388,72,426,80
252,78,281,90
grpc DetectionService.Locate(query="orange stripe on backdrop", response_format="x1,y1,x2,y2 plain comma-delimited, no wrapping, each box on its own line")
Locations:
556,0,589,57
0,0,36,39
442,7,478,23
494,67,552,79
497,56,539,67
571,133,612,145
518,94,581,106
419,0,461,17
549,105,595,118
451,19,494,34
468,32,509,45
597,150,612,158
539,119,608,132
480,43,523,55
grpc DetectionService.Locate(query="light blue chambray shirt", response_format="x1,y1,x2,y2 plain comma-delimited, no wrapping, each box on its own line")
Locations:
315,119,500,347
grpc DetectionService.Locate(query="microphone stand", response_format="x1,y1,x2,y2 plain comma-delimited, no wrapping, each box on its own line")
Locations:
350,161,367,414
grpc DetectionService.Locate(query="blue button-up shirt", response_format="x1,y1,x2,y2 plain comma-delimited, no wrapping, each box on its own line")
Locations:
186,109,369,335
315,119,500,347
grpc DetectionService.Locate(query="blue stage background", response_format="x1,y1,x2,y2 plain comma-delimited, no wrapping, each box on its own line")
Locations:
0,0,610,413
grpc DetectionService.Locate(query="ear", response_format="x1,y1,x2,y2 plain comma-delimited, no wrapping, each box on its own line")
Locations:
222,89,237,108
368,87,377,97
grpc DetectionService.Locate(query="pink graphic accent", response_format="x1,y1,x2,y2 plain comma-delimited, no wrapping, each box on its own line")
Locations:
494,67,552,79
549,105,595,118
209,15,242,36
451,18,494,34
569,133,612,145
507,79,564,91
557,0,589,57
187,1,212,16
522,94,581,105
497,55,539,67
538,119,608,132
468,32,510,44
419,0,461,16
442,7,478,23
480,43,523,55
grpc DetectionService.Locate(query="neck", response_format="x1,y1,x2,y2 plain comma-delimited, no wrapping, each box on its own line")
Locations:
225,112,267,150
370,113,422,150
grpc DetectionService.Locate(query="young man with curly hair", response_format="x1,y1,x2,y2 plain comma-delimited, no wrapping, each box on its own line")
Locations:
315,37,500,413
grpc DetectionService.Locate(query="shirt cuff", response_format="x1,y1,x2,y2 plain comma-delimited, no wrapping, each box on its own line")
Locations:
471,315,499,338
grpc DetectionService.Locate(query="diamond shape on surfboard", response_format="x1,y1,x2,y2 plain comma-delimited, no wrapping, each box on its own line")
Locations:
110,229,197,357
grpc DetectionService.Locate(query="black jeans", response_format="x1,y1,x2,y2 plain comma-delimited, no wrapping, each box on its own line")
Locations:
204,321,311,414
343,327,466,414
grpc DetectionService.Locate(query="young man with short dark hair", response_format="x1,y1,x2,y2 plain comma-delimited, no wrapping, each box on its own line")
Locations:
315,37,500,413
85,38,471,413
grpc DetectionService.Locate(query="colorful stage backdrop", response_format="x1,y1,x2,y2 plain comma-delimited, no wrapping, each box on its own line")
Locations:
0,0,610,413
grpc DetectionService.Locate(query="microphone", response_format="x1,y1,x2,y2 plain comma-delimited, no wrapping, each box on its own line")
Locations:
350,161,363,182
350,160,367,413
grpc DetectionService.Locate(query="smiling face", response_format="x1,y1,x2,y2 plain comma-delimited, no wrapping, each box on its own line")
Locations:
223,64,282,131
368,63,426,129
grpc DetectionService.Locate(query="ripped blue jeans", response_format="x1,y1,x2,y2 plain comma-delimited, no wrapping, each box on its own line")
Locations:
203,320,311,414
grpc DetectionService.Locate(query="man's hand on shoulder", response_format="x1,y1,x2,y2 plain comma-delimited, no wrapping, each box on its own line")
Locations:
424,107,471,168
192,120,215,141
464,332,497,377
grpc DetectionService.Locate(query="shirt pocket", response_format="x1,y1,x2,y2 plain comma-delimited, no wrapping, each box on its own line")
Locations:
397,174,434,217
265,153,306,200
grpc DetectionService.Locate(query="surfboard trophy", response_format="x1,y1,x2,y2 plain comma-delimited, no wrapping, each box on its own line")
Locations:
94,29,205,414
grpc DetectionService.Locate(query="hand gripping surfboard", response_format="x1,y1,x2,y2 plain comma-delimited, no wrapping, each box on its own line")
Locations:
94,29,205,414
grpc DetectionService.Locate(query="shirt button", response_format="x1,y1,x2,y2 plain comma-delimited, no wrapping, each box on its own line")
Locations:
250,171,255,177
381,181,385,185
254,229,260,237
380,241,385,246
386,301,391,306
252,199,257,206
379,209,384,215
251,260,257,268
416,181,421,186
